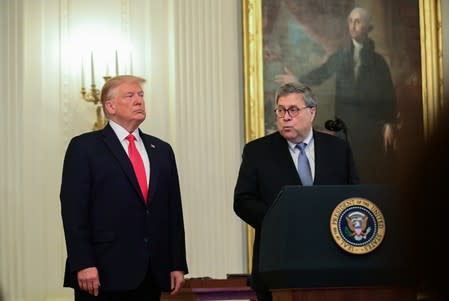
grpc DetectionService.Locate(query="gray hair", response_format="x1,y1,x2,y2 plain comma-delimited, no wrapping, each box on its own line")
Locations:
349,7,374,32
274,82,317,108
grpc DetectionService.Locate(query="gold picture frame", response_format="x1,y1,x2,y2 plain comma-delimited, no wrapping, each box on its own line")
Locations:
242,0,443,271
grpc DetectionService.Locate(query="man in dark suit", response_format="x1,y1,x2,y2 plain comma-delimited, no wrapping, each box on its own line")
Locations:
234,82,359,301
60,75,188,301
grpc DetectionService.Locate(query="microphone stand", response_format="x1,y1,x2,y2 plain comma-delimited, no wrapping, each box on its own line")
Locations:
336,117,349,146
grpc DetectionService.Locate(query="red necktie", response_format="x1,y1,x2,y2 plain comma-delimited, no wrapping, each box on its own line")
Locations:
126,134,148,202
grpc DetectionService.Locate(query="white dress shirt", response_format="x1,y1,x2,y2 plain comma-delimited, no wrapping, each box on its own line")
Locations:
109,120,150,186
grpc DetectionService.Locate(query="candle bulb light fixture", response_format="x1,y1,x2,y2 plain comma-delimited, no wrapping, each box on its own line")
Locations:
80,52,115,131
80,77,110,131
80,50,132,131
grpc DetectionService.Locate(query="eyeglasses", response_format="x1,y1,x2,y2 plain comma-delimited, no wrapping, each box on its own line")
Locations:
274,106,310,118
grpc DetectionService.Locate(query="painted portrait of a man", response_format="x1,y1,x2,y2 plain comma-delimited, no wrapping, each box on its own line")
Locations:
262,0,423,184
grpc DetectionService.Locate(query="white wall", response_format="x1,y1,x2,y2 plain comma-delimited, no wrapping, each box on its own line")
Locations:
0,1,246,300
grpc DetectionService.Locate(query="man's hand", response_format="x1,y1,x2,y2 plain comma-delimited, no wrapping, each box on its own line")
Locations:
169,270,185,295
77,267,100,296
274,67,299,85
383,123,396,152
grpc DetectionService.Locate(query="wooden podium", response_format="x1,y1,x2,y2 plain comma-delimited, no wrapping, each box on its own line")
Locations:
259,185,417,301
271,286,416,301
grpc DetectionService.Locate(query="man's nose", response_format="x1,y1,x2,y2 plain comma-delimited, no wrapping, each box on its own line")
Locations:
282,113,292,121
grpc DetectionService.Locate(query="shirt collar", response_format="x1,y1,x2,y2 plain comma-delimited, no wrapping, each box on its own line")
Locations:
352,38,363,50
287,130,314,150
109,120,142,142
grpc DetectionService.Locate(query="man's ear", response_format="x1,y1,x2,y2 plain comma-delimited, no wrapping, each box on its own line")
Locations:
310,106,317,121
104,101,115,115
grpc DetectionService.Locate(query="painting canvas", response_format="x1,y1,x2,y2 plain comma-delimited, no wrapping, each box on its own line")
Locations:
260,0,423,183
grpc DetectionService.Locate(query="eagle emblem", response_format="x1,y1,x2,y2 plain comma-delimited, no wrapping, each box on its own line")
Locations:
345,211,371,241
330,197,385,254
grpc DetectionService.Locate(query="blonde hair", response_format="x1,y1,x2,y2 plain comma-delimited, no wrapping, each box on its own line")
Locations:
100,75,146,104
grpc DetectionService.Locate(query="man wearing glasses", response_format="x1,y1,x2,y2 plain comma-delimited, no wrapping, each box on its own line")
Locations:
233,82,359,301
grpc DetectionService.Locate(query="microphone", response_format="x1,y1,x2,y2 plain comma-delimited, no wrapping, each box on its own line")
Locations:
325,118,345,132
324,117,349,147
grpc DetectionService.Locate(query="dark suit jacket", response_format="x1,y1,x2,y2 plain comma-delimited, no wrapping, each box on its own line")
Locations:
60,124,188,292
233,130,359,290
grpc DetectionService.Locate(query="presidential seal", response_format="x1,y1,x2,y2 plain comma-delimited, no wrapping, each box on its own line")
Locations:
330,197,385,254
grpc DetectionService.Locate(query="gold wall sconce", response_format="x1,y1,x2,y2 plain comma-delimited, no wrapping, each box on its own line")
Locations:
80,51,126,131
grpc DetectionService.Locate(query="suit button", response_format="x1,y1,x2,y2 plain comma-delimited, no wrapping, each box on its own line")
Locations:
144,237,149,243
146,210,150,215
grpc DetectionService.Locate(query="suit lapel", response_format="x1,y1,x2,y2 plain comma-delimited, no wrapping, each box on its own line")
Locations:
140,131,159,204
101,124,145,203
272,132,301,183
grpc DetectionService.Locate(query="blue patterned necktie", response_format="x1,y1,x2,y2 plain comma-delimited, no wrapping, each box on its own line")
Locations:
297,142,313,186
